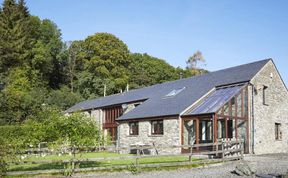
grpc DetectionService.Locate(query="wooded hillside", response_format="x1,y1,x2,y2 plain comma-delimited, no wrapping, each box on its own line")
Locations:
0,0,206,125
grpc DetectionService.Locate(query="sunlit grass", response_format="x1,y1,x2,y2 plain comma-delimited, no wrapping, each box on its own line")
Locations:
8,152,201,172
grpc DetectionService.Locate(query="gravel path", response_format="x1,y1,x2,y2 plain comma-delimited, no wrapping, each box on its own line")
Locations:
74,154,288,178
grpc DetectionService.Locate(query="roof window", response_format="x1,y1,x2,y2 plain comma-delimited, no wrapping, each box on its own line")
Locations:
164,87,186,98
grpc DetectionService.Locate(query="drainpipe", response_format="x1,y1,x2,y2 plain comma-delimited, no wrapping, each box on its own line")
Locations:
117,122,120,152
212,114,214,144
249,82,255,154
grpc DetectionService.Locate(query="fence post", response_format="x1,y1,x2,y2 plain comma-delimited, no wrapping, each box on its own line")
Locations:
72,145,76,175
189,145,193,162
216,142,219,157
240,141,244,160
136,148,139,168
221,141,224,162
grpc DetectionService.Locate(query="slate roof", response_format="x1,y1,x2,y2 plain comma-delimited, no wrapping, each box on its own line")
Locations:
66,59,271,120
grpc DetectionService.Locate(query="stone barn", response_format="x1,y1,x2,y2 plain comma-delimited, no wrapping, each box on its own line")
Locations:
66,59,288,155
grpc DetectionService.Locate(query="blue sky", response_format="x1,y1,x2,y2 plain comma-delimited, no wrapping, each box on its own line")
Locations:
3,0,288,85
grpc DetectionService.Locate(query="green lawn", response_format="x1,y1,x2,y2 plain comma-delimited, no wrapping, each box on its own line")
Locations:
8,152,199,172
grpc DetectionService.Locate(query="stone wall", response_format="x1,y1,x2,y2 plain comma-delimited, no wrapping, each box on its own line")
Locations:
118,117,181,154
91,109,104,128
80,109,104,130
251,60,288,154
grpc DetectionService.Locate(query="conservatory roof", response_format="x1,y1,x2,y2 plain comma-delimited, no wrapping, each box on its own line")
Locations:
184,84,245,116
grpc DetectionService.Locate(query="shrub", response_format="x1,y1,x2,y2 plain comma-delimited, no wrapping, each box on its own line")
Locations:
0,107,106,152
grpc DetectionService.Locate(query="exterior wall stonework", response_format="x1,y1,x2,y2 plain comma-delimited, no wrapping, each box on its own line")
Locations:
91,109,103,129
251,60,288,154
118,117,181,154
80,109,104,130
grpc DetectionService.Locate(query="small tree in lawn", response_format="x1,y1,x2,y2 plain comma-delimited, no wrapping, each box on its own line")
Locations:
56,113,102,175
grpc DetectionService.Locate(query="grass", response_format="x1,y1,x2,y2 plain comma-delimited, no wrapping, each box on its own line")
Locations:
17,151,126,162
8,152,201,172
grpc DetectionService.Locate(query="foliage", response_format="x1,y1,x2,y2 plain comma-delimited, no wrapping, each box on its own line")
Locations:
0,0,31,74
127,53,180,88
63,160,79,177
0,108,104,151
70,33,131,98
127,163,141,175
0,137,10,176
186,50,206,70
0,67,47,124
46,86,83,110
64,40,84,92
0,0,208,125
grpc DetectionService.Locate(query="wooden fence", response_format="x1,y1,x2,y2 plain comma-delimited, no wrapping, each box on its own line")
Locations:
7,140,244,176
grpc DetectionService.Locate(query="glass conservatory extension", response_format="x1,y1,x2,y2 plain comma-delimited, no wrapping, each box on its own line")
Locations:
182,84,249,153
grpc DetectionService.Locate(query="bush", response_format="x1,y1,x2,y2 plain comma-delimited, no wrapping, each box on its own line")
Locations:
0,107,105,152
0,137,13,176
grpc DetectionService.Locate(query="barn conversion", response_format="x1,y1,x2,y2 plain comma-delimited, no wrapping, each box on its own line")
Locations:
66,59,288,154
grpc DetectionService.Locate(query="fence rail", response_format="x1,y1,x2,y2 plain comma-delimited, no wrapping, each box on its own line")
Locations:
7,140,244,176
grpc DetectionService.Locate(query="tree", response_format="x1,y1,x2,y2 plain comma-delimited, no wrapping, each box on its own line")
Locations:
46,86,83,110
68,33,131,98
0,0,64,89
30,18,64,88
186,50,207,76
186,50,205,70
0,67,47,124
65,41,85,92
0,0,31,74
128,53,181,88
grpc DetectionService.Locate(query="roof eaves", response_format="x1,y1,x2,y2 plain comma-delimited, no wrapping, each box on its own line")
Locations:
116,114,179,122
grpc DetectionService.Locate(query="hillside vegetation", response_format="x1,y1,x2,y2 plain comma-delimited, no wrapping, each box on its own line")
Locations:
0,0,207,125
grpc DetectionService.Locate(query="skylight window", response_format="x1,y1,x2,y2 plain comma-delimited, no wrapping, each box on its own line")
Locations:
164,87,186,98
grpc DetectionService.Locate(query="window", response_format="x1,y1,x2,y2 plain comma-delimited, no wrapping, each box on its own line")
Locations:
275,123,282,140
199,120,213,142
164,87,185,98
129,122,139,135
263,85,268,105
151,120,163,135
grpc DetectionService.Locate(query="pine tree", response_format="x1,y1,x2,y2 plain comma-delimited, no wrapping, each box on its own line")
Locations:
0,0,32,75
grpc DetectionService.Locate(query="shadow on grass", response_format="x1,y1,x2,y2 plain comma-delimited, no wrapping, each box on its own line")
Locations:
8,161,102,172
8,157,203,172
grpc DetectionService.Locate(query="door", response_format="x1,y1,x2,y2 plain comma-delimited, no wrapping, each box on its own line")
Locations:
199,119,213,143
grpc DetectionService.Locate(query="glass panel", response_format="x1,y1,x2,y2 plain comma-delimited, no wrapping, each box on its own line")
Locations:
244,88,248,117
183,120,196,145
207,121,213,141
223,103,229,116
231,97,236,117
129,122,139,135
218,119,226,139
165,87,185,97
237,119,247,141
236,93,242,117
227,119,233,138
151,120,163,135
159,121,163,134
199,119,213,143
201,121,206,141
217,108,222,115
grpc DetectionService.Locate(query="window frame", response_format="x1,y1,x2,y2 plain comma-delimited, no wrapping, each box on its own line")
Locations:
129,122,139,136
164,87,186,98
263,85,268,106
151,120,164,135
275,123,282,141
